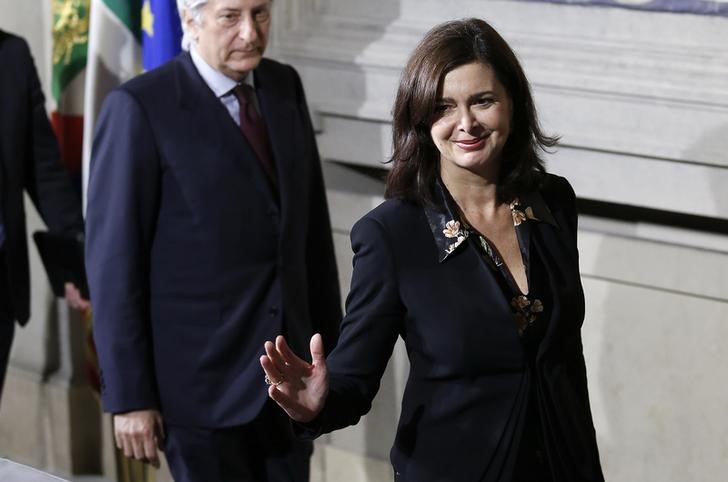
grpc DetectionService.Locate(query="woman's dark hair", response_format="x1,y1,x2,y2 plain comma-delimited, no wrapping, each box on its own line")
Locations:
385,18,557,204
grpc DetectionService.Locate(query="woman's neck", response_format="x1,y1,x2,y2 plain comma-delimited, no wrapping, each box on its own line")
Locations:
440,164,502,220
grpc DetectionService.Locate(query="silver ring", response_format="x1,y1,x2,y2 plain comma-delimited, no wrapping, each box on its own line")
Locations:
264,375,284,386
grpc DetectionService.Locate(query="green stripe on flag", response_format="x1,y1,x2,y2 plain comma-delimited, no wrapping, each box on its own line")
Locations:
52,0,91,102
103,0,143,41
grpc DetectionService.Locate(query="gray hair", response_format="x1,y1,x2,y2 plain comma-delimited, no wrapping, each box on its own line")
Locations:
177,0,209,51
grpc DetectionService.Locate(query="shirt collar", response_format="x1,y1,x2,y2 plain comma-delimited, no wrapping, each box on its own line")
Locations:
424,178,558,263
189,46,255,97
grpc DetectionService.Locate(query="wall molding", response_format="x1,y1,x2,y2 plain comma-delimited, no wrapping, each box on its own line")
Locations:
270,0,728,220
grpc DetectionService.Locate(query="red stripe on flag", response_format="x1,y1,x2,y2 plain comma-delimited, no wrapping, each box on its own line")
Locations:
50,112,84,174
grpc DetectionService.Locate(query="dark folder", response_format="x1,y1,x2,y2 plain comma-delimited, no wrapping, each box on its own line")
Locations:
32,231,89,299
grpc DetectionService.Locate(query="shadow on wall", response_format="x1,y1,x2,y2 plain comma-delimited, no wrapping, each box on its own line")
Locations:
590,123,728,482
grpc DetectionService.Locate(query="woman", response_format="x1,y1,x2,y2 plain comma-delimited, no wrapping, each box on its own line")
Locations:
261,18,604,482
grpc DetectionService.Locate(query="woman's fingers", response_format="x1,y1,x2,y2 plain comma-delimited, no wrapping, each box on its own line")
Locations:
275,335,314,372
261,335,329,425
261,358,308,420
268,384,317,423
264,341,290,381
260,354,285,386
309,333,326,367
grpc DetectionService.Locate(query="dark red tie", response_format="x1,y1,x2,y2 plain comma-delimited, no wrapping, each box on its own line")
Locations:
233,84,278,189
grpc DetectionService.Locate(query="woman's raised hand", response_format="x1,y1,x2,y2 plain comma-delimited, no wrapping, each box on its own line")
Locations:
260,333,329,423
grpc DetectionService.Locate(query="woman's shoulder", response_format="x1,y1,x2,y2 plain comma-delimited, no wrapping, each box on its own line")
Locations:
352,198,424,237
538,173,577,212
540,173,575,197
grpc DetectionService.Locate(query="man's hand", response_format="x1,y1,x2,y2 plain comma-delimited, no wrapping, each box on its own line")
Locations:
113,409,165,468
64,282,91,312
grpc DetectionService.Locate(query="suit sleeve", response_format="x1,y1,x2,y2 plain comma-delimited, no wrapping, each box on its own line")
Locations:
19,37,83,235
302,216,405,436
291,66,343,355
85,89,161,413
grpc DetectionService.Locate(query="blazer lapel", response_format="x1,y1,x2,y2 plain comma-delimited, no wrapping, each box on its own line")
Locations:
254,63,298,224
174,53,278,205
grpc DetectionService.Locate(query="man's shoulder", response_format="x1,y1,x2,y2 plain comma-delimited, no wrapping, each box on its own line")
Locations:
119,54,184,97
257,57,297,79
255,58,302,95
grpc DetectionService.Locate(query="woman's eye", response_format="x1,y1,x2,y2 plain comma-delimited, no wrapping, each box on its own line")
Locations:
475,97,494,107
435,104,454,114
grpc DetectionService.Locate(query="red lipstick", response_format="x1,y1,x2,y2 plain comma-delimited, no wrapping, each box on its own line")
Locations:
453,138,486,151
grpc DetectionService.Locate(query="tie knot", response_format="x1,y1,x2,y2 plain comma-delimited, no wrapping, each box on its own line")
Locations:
233,83,254,105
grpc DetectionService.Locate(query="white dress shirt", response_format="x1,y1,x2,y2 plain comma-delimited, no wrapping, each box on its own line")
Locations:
189,46,258,126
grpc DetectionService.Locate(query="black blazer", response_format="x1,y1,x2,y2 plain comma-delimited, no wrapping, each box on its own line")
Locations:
0,31,83,324
85,53,342,427
308,175,603,481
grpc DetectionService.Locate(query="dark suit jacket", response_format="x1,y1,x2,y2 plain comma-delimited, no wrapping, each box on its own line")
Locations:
85,53,341,427
307,175,603,481
0,31,84,324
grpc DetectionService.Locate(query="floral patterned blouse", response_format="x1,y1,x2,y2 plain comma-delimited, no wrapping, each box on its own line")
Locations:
424,179,559,477
426,181,557,344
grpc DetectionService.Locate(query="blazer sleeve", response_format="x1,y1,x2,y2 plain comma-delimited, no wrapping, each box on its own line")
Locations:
561,179,596,418
301,215,405,436
85,88,161,413
559,175,579,256
547,176,599,430
291,66,343,355
19,37,83,235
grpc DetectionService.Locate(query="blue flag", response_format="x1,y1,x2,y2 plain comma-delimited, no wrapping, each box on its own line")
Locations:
141,0,183,70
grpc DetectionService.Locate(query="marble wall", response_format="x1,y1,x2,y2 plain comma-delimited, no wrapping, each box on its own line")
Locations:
268,1,728,481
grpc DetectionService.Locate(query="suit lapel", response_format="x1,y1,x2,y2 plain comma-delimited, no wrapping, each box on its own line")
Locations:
254,62,297,223
174,53,279,205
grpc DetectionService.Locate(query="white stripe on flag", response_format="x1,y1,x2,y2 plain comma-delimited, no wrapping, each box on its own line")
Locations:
82,0,141,213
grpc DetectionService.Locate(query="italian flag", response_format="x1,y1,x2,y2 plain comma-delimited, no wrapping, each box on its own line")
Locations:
51,0,91,180
82,0,142,209
51,0,142,413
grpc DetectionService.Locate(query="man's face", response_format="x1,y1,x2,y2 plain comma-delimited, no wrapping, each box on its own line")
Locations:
187,0,271,81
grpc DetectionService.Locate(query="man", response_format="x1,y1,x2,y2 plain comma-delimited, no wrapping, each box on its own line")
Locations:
85,1,341,481
0,31,87,405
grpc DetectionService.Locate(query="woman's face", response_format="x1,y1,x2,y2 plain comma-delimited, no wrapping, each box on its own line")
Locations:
430,62,512,179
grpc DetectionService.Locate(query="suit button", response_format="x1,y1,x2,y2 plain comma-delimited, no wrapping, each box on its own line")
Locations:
269,306,279,317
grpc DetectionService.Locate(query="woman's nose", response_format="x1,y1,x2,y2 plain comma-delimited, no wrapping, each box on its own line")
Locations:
457,106,477,132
